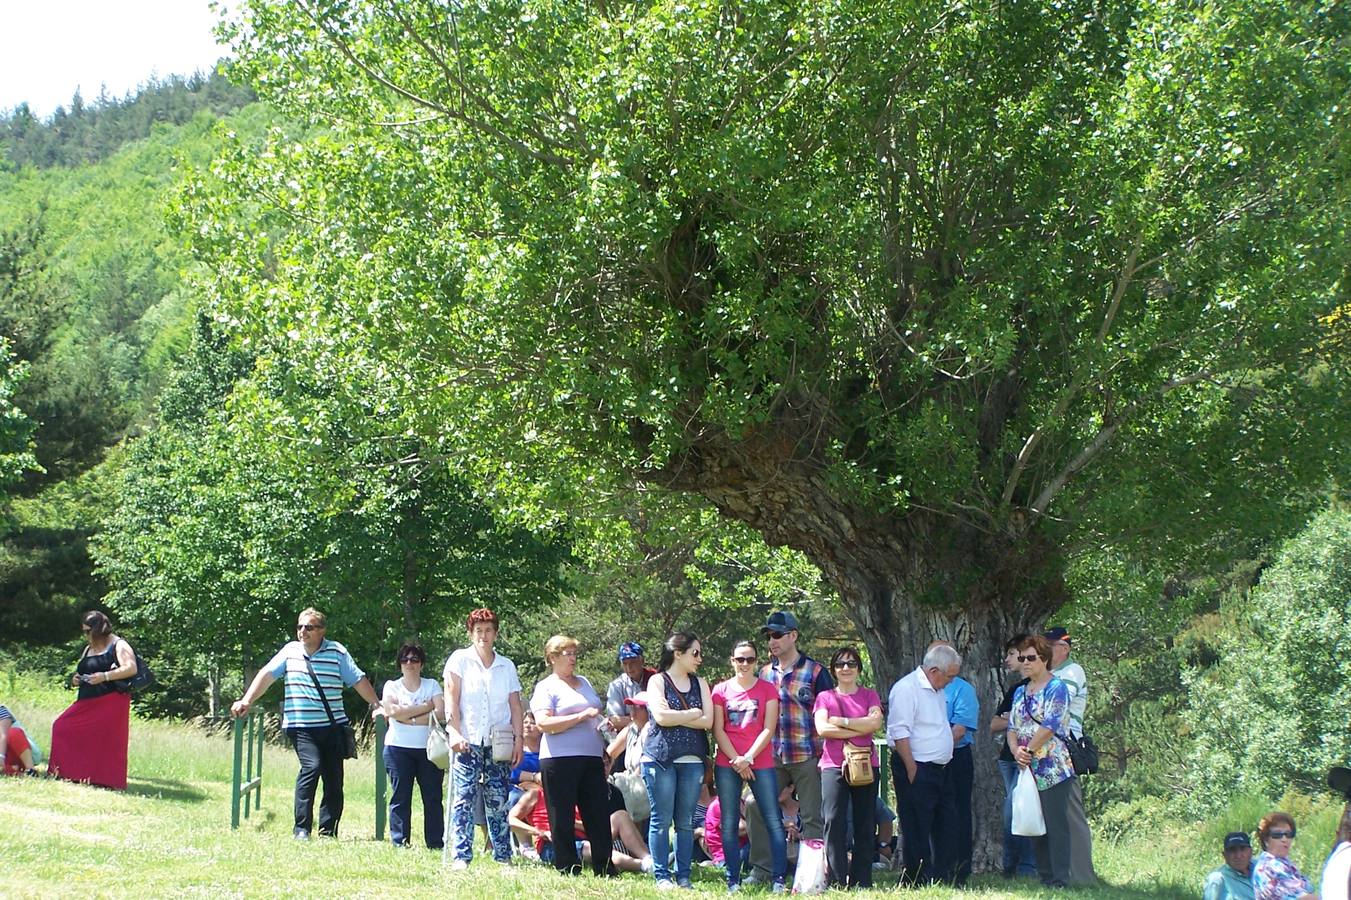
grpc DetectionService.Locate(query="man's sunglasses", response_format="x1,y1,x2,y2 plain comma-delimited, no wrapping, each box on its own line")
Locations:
766,631,789,640
297,624,322,632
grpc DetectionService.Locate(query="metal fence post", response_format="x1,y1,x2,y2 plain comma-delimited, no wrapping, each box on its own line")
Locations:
231,711,266,829
231,717,245,829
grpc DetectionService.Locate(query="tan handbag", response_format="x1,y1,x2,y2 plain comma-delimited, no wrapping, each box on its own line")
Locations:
842,742,874,786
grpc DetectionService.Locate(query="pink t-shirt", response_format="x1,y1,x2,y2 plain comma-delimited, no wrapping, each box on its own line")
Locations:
703,794,747,864
712,677,778,770
813,687,881,769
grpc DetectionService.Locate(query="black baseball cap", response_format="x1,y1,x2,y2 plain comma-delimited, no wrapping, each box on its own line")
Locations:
1043,627,1071,644
761,611,800,634
1223,832,1251,851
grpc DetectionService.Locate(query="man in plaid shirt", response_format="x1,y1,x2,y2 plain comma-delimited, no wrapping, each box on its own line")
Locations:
743,610,834,886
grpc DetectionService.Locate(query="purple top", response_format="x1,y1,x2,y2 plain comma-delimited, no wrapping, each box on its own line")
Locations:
529,673,606,759
813,687,881,769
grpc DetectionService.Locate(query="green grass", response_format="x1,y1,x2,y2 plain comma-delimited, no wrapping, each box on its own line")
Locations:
0,668,1320,898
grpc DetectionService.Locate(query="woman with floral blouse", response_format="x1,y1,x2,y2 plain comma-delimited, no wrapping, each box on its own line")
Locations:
1252,811,1315,900
1006,633,1085,888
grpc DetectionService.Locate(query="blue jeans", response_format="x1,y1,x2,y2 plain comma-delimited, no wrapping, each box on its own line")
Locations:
383,744,445,848
715,764,786,887
450,745,512,862
998,758,1038,876
643,760,704,883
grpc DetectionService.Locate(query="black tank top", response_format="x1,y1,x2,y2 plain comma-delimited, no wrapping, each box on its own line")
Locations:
77,639,122,700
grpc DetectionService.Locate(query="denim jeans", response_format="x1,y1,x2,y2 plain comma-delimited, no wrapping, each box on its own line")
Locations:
450,744,512,862
384,744,445,849
715,764,787,888
643,760,705,883
289,725,345,836
997,758,1038,875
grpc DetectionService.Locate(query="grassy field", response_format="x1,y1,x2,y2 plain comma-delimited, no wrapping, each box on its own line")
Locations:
0,667,1331,899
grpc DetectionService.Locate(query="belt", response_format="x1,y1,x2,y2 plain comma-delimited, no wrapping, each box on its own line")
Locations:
916,759,949,768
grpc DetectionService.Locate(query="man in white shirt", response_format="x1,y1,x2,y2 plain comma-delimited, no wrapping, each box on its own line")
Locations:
887,643,961,886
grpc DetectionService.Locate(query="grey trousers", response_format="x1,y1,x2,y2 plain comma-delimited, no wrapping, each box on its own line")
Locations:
1066,776,1096,885
745,756,823,881
1033,776,1074,887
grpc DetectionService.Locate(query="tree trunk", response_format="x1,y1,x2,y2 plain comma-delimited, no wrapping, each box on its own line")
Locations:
669,436,1069,873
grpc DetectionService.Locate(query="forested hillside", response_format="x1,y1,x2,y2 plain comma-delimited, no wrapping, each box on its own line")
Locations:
0,73,262,646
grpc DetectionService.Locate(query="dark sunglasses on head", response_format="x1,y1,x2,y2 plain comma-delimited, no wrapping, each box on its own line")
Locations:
731,656,757,664
297,623,321,632
1016,654,1040,663
1268,829,1296,840
834,660,860,669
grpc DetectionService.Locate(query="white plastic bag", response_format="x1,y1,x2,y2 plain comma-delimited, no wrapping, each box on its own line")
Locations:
1012,767,1046,837
792,837,828,894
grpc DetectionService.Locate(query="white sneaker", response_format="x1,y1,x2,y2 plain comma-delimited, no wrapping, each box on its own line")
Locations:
655,880,678,891
450,859,469,872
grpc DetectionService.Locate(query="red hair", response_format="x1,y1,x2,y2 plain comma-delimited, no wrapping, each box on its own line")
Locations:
466,608,499,631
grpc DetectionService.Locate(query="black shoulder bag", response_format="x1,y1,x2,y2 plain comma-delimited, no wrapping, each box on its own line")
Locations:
1031,707,1098,776
304,652,358,759
114,639,156,693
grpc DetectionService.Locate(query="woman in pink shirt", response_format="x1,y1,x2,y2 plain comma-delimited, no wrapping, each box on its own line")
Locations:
712,639,786,893
813,646,884,889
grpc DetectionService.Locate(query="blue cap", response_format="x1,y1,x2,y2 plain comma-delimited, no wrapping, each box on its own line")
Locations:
617,641,644,661
761,611,800,634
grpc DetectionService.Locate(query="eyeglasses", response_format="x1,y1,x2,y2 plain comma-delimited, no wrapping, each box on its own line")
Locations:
399,656,423,664
834,660,860,669
683,649,702,658
766,631,788,640
1268,829,1296,840
557,650,579,658
731,656,757,664
1016,654,1040,663
297,624,322,632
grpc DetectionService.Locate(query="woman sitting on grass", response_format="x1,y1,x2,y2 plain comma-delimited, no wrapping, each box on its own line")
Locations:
47,611,138,790
0,704,39,776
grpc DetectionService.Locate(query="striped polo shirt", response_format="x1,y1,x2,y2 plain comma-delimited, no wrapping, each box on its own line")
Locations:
263,639,364,729
0,705,12,723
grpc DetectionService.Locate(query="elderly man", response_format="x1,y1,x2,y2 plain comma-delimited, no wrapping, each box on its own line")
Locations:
1203,832,1255,900
743,610,833,886
232,608,382,840
606,641,654,731
1045,626,1097,885
887,643,961,886
931,640,979,887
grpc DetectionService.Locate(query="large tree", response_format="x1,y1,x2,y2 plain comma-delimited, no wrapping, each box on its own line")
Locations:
199,0,1351,865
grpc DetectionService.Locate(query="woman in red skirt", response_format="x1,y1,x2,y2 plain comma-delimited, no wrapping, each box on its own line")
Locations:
47,611,136,790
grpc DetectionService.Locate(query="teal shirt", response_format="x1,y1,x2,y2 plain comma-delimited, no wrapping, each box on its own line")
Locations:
1203,865,1255,900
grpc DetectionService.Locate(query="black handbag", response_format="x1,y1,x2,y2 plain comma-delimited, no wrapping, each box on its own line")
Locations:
119,640,155,692
1067,733,1099,776
304,653,358,759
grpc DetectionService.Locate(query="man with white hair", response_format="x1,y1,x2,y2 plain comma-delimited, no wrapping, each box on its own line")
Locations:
887,643,962,886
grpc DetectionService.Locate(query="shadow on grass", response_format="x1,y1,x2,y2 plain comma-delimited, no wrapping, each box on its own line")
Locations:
126,776,209,804
962,875,1193,899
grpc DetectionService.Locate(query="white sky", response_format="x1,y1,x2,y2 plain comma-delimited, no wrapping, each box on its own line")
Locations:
0,0,229,119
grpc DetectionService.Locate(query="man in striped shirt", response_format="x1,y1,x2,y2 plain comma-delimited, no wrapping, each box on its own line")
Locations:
233,608,382,839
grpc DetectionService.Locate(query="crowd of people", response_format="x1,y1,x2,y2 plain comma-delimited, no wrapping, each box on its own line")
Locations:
7,605,1349,896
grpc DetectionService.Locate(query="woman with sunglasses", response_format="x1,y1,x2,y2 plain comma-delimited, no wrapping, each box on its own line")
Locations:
530,634,615,877
643,631,713,890
380,642,446,849
813,646,884,889
712,639,785,893
1006,633,1083,887
1252,812,1315,900
47,611,138,789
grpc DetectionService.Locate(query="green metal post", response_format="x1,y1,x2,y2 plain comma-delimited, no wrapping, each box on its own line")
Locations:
375,715,387,841
255,713,264,809
244,714,255,818
876,737,891,809
231,717,244,829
